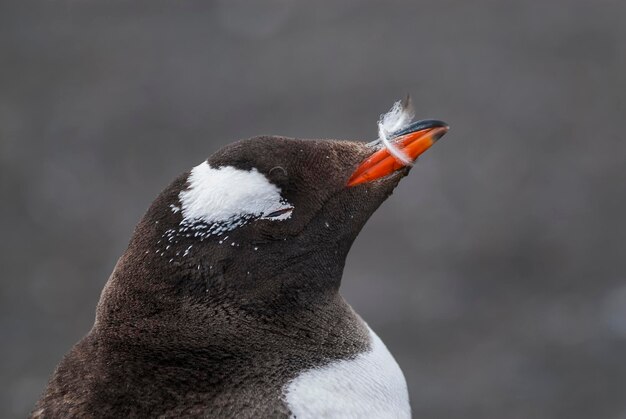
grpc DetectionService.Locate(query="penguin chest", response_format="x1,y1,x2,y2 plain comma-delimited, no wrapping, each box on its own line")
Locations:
283,326,410,419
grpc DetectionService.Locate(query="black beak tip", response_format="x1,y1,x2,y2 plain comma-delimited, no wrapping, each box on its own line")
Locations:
391,119,449,139
432,125,449,142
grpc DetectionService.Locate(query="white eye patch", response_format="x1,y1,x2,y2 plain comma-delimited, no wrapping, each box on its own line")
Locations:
177,162,293,230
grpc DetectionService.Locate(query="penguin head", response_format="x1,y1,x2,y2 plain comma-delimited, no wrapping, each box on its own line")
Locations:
107,123,447,320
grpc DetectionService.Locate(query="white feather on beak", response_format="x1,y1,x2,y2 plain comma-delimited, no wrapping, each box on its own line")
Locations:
376,97,415,166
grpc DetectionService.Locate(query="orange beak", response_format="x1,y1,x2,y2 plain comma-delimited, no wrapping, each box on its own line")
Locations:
347,120,449,187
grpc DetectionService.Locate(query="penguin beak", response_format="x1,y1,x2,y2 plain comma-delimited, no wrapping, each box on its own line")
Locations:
347,120,449,187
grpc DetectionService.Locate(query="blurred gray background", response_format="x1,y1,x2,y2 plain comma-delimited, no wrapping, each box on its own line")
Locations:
1,1,625,418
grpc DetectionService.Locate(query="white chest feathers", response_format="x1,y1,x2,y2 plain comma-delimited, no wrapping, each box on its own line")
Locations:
283,326,411,419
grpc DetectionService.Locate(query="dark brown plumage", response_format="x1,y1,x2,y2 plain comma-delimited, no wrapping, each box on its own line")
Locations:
33,136,409,418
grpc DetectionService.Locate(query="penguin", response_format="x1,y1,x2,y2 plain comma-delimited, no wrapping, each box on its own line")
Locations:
33,105,448,418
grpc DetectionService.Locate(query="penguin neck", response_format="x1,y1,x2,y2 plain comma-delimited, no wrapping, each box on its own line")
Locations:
94,240,352,346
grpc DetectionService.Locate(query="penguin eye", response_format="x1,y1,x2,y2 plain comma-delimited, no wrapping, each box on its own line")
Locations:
263,207,293,218
268,166,288,179
178,162,295,232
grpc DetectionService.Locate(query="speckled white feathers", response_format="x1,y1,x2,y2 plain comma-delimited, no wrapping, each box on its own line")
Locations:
283,326,411,419
178,162,293,226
